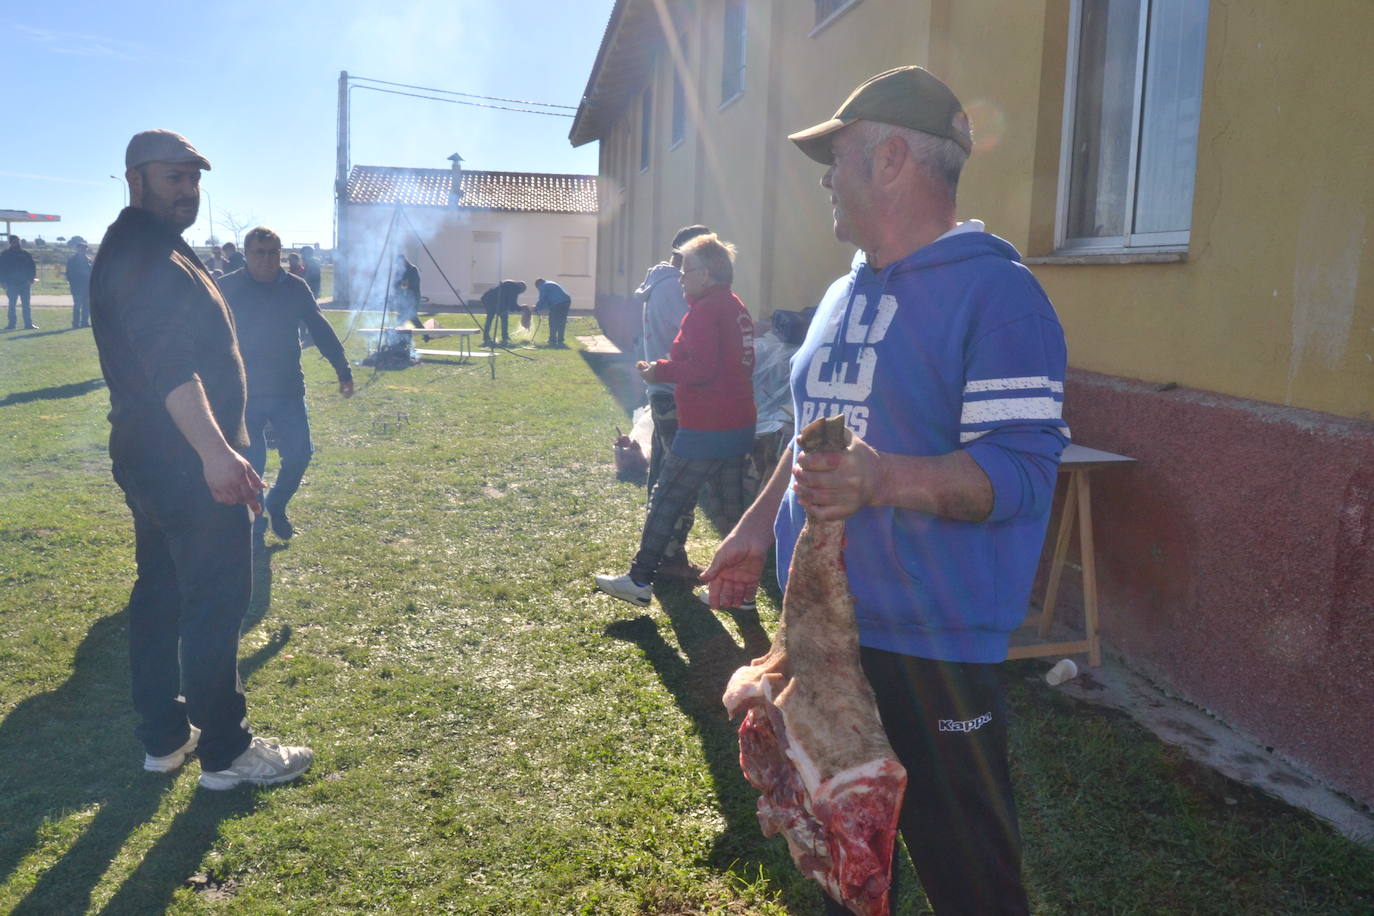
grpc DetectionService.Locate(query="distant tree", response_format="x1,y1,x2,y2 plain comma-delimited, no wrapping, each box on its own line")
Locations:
57,236,67,244
34,236,46,248
217,211,255,247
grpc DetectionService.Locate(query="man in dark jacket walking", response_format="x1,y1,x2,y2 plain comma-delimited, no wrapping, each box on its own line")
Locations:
1,235,37,330
220,225,354,542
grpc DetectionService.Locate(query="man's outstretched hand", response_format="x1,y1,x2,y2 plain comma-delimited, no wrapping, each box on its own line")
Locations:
701,516,771,610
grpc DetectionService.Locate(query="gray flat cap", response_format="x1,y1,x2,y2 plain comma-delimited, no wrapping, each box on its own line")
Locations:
125,129,212,171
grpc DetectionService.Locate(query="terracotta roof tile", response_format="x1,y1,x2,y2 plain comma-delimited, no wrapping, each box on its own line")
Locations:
347,166,598,214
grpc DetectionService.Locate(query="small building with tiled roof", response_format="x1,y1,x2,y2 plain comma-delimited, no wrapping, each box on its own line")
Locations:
337,158,598,311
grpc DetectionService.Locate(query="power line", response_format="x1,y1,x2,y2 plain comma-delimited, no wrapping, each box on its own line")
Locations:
351,84,574,118
350,75,577,111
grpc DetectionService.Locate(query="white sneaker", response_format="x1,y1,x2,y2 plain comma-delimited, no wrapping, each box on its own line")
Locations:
144,726,201,773
594,573,652,607
198,737,313,790
695,587,756,613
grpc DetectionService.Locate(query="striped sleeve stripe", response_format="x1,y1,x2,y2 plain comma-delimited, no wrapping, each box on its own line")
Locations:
964,376,1064,395
960,396,1063,427
961,424,1071,444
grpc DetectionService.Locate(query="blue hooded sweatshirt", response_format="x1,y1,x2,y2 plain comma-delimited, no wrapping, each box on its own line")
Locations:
774,224,1070,663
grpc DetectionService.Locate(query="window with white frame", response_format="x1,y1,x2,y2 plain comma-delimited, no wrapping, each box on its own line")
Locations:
721,0,746,104
639,86,653,172
1058,0,1209,251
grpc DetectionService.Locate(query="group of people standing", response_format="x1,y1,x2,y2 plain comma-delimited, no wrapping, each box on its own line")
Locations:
0,234,95,330
598,66,1070,915
595,225,757,605
75,61,1067,915
205,241,321,299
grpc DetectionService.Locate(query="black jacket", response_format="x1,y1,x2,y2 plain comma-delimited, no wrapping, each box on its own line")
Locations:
0,246,36,287
218,268,352,398
91,207,247,466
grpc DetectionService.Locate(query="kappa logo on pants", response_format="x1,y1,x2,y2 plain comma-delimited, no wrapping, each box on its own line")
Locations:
939,712,993,733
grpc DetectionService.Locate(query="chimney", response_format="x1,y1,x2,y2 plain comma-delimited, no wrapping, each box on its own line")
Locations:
448,153,465,207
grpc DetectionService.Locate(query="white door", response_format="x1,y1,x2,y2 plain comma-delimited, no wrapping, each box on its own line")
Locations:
471,231,501,295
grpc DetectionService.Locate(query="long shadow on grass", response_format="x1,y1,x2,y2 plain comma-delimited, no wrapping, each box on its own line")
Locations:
3,327,76,342
578,350,643,417
0,377,106,407
604,586,821,911
95,790,258,915
0,586,289,911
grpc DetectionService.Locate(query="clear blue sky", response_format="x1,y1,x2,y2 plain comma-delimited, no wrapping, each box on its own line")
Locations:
3,1,610,248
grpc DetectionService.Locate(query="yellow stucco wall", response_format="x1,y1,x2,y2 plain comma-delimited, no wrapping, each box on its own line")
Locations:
590,0,1373,419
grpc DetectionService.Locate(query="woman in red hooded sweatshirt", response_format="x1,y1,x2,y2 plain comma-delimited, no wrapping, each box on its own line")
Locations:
596,233,756,607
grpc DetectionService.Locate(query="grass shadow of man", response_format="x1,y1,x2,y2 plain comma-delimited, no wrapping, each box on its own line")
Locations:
1,548,291,912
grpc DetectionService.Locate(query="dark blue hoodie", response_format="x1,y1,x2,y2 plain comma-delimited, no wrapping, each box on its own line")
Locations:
774,224,1070,663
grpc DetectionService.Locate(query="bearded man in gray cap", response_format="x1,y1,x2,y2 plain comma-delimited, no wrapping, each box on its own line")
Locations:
703,68,1069,914
90,129,313,790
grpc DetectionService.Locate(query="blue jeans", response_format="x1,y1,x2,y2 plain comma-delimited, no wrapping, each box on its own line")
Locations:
243,394,314,515
112,459,254,770
71,287,90,327
5,283,32,327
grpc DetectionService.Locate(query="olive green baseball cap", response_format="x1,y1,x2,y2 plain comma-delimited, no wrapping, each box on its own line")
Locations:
788,66,972,165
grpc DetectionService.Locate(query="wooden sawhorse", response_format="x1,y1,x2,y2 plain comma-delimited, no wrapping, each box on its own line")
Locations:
1006,444,1136,667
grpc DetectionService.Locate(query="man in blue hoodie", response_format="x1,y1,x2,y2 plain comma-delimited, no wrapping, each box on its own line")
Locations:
703,67,1068,915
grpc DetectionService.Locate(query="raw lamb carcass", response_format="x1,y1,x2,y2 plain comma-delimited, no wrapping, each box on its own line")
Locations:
722,415,906,916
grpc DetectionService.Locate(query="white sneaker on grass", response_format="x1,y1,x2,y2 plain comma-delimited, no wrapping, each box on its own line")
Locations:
144,725,201,773
198,737,313,790
695,587,756,613
594,573,652,607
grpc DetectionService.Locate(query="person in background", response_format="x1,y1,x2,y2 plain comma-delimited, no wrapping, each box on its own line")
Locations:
392,254,422,329
702,67,1069,914
301,245,322,299
1,235,38,330
287,252,305,279
632,224,712,583
480,278,524,347
221,241,246,274
67,240,94,328
204,245,226,278
595,233,756,608
532,277,572,348
218,226,354,543
91,128,312,789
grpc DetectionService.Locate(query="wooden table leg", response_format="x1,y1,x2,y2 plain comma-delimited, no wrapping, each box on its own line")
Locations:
1038,475,1078,638
1075,469,1101,667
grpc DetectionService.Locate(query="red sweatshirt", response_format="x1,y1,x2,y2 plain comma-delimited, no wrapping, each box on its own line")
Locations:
653,283,756,433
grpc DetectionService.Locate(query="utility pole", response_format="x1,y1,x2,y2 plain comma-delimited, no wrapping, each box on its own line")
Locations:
335,70,350,305
202,187,215,247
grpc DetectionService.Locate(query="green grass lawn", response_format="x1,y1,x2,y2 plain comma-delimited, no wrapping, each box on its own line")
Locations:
1,308,1371,914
